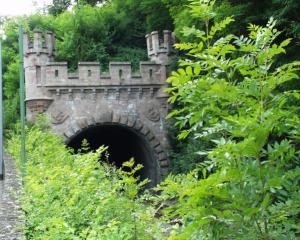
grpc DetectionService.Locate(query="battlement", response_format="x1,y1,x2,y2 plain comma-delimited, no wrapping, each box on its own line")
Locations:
23,29,55,57
24,29,174,64
43,61,165,87
23,29,172,97
145,30,174,63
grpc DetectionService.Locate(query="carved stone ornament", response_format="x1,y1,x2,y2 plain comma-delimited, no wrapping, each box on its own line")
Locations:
26,98,53,114
51,111,69,125
145,105,160,122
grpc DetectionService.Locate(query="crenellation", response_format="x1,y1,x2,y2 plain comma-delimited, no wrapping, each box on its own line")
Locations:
41,61,167,86
78,62,100,82
24,29,55,57
140,61,163,83
145,30,174,64
151,31,160,53
33,29,43,53
46,62,68,84
23,32,30,55
68,72,79,80
24,28,171,86
45,31,55,57
98,74,111,85
109,62,132,85
163,30,173,52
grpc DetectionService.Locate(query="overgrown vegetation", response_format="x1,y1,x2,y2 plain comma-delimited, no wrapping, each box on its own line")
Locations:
4,0,300,239
7,124,165,239
161,0,300,238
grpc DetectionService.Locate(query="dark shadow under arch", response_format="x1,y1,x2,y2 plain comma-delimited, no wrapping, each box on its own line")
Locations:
67,123,159,186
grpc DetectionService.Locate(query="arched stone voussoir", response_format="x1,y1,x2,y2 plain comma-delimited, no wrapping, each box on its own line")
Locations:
112,112,121,123
119,115,129,125
140,125,151,136
150,139,161,149
158,151,168,161
127,115,136,128
76,117,89,130
63,112,170,179
160,167,169,177
86,116,96,126
64,130,74,139
133,120,143,131
95,111,113,123
64,116,95,141
146,132,155,142
63,122,82,141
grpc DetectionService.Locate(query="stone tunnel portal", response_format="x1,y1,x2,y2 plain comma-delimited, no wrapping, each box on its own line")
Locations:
67,124,158,185
23,29,172,185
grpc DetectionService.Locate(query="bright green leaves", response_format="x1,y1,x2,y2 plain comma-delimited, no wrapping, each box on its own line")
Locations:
162,0,300,239
208,16,234,39
189,0,216,22
167,5,300,141
7,127,164,239
181,26,206,41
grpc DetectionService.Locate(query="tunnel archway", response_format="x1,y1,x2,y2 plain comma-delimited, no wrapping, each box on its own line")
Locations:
67,123,159,185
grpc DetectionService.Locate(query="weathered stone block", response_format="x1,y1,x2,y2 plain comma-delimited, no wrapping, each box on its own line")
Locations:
78,62,100,82
109,62,132,85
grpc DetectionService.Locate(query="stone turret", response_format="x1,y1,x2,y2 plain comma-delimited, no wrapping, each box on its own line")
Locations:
23,29,55,58
23,29,55,121
145,30,174,64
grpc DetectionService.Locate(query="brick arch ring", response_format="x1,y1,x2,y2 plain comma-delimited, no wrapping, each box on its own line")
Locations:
62,112,169,182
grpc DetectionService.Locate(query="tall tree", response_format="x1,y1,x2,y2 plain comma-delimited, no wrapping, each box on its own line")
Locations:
48,0,71,16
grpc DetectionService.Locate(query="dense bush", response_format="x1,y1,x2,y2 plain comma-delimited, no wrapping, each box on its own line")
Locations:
158,0,300,239
7,126,165,239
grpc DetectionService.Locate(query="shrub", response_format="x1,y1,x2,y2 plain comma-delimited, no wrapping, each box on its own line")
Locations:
158,0,300,239
7,126,164,239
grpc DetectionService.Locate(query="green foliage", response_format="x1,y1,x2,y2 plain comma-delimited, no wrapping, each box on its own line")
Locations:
53,4,115,69
7,126,164,239
3,1,300,238
110,47,148,71
75,0,105,7
164,0,300,68
160,0,300,239
48,0,71,16
34,113,51,131
162,0,201,40
1,20,21,129
167,120,213,174
169,135,212,175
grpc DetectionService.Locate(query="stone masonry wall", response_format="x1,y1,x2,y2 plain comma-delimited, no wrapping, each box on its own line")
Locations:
23,29,174,183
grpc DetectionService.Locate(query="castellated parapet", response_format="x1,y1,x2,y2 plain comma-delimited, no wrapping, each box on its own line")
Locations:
23,29,173,185
24,29,172,91
41,61,166,87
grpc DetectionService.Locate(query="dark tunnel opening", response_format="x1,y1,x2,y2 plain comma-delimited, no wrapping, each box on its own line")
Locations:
67,124,158,185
